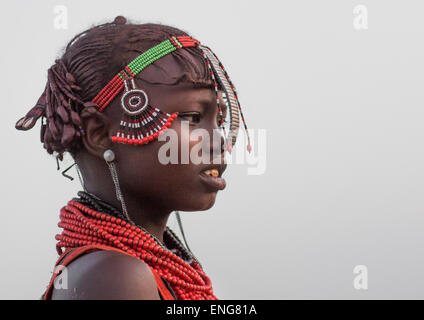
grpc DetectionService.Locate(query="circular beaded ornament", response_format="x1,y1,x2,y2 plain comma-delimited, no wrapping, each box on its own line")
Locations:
121,79,149,115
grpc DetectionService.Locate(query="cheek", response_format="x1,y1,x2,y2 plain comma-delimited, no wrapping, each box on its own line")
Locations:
113,121,217,210
179,120,198,144
167,120,208,161
113,122,195,188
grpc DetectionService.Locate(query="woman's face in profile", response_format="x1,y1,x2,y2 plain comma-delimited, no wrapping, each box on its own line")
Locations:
100,53,229,213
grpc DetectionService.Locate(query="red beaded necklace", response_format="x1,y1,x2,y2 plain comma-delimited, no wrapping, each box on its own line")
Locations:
55,198,217,300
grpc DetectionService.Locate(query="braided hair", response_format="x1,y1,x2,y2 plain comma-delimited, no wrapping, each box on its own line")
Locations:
15,16,212,161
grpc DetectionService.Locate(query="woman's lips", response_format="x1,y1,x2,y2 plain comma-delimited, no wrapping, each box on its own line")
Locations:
199,169,226,191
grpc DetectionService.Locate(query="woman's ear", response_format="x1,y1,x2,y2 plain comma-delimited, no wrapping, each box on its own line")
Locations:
80,108,112,159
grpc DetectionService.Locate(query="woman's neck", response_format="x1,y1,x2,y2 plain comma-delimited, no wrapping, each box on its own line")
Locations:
84,185,172,244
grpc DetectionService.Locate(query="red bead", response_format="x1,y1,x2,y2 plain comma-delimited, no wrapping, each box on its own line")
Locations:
57,191,218,300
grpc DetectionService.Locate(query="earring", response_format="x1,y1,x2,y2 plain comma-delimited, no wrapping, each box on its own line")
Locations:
58,156,87,192
103,149,133,223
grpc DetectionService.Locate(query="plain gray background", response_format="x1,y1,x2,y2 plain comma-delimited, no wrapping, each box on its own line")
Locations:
1,0,424,299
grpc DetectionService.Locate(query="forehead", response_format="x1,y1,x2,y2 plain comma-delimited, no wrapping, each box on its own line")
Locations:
160,83,216,105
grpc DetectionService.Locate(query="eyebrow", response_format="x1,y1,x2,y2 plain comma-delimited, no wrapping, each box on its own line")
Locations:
191,81,215,89
195,84,215,90
194,97,215,108
189,96,226,117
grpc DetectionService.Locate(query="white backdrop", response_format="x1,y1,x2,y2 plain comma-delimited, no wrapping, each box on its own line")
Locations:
1,0,424,299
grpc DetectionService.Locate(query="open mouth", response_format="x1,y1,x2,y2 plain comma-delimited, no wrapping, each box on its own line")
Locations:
202,169,220,177
199,164,227,191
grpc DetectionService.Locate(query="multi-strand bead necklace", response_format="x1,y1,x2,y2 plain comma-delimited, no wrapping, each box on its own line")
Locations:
55,191,217,300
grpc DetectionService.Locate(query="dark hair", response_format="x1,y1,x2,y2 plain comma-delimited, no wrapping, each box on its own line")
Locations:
15,16,212,160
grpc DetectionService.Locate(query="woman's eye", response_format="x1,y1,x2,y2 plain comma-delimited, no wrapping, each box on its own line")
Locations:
180,113,201,124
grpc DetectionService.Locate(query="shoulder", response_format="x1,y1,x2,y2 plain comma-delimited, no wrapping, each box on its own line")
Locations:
51,249,160,300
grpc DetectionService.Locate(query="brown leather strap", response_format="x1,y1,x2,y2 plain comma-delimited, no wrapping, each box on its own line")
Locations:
150,268,177,300
42,244,175,300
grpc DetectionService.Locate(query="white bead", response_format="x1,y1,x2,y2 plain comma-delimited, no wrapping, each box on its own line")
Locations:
103,149,115,162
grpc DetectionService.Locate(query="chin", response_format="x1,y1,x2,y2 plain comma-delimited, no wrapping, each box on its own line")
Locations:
199,193,217,210
180,192,218,212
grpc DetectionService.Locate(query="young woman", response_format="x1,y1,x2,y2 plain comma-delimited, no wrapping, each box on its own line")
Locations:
15,16,250,300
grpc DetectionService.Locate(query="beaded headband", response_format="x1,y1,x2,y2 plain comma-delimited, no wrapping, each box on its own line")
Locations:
15,35,251,153
91,36,251,152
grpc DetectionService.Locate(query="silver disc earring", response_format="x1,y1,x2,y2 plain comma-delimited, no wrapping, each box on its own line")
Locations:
103,149,133,223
